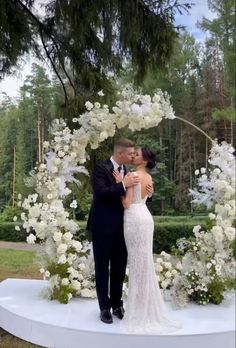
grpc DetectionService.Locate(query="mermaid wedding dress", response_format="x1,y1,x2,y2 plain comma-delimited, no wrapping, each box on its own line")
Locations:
123,182,181,333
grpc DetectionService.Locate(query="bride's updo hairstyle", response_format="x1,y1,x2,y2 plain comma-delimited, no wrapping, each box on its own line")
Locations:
141,148,157,169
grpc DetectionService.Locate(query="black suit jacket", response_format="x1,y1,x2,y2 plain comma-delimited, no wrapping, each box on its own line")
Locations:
87,159,127,236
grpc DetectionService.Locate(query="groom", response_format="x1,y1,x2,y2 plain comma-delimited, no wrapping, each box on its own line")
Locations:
87,138,139,324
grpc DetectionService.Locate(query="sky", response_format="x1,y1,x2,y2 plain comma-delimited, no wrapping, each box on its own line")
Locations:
0,0,215,101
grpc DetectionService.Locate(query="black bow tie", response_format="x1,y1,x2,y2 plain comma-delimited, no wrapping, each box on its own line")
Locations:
117,166,122,172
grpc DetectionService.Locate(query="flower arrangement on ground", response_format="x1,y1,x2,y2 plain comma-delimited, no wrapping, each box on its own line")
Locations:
171,142,235,307
154,251,182,290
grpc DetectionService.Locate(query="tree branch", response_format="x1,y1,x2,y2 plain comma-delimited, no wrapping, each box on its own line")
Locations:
39,27,68,103
15,0,76,100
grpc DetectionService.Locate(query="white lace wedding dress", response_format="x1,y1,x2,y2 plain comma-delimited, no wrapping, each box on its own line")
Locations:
123,183,181,334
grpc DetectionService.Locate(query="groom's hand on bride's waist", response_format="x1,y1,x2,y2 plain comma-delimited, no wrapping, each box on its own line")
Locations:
146,183,154,197
123,173,140,188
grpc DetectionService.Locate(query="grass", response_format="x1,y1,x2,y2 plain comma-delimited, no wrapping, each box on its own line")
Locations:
0,249,41,282
0,249,43,347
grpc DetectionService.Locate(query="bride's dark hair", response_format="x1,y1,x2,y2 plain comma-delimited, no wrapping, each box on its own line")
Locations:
141,148,157,169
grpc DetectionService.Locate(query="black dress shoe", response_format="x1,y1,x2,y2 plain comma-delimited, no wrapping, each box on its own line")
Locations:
112,307,125,319
100,309,113,324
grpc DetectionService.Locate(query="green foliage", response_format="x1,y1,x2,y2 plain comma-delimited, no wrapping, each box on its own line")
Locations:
47,261,70,279
229,240,236,259
0,218,206,254
207,277,225,305
152,221,205,254
198,0,235,102
0,0,35,78
50,285,77,304
212,107,235,121
0,223,26,241
0,64,56,211
0,206,22,222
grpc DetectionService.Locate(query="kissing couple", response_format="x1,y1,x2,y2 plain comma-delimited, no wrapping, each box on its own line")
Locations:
87,138,181,333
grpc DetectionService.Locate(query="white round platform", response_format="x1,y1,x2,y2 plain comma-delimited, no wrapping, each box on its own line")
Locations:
0,278,235,348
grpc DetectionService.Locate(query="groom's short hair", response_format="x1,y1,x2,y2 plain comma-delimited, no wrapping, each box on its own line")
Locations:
114,138,135,152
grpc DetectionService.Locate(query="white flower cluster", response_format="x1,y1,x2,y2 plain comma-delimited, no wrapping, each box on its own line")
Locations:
190,141,235,208
154,251,182,289
16,194,96,302
72,84,175,149
172,142,235,307
15,85,174,303
112,85,175,132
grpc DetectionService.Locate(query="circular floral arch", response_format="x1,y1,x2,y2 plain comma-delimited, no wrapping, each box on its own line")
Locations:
17,85,235,305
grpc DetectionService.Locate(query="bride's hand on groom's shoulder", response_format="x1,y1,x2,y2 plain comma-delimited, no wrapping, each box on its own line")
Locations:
112,170,123,183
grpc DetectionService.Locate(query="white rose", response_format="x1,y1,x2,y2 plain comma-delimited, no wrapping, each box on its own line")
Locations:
72,241,82,252
99,131,108,141
71,280,81,291
156,265,163,272
165,271,172,278
94,102,101,109
61,278,69,286
58,151,65,158
164,262,172,269
70,200,77,209
28,205,40,218
161,280,168,289
57,243,68,254
58,255,67,264
51,165,58,174
80,288,93,297
79,263,86,270
193,225,201,234
82,280,89,287
176,262,182,271
200,167,206,174
45,271,50,278
43,141,50,148
213,168,221,175
208,213,216,220
98,90,104,96
160,251,171,260
195,169,200,175
224,227,235,241
85,101,93,110
54,158,61,165
53,232,62,242
27,233,36,244
63,232,73,242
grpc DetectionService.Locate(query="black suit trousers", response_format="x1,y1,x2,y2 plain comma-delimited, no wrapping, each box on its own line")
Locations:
92,226,127,311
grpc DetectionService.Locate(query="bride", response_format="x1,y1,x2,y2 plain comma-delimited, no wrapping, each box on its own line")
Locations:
113,147,181,334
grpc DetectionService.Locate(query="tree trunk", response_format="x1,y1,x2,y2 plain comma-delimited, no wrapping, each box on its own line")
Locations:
37,109,44,164
12,145,16,207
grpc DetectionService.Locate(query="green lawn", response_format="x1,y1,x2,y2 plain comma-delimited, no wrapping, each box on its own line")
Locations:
0,249,43,347
0,249,41,282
